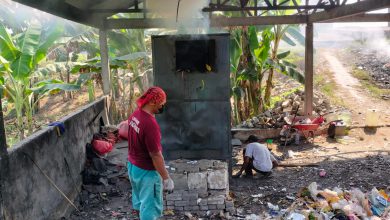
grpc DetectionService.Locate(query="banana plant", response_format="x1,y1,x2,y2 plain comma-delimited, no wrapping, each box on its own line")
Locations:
0,22,80,140
262,0,306,107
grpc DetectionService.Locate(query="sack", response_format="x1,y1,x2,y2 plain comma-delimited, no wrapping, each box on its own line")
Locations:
92,139,113,155
118,120,129,140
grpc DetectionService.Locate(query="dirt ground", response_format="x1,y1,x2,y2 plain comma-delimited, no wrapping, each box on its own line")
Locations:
230,48,390,218
67,47,390,220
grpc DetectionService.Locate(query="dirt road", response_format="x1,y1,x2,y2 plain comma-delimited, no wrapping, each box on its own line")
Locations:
322,50,390,126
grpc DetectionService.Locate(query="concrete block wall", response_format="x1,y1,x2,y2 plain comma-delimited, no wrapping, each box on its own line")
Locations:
0,97,107,220
164,159,234,216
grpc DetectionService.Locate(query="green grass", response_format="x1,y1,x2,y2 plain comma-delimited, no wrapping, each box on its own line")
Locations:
351,67,390,98
314,71,346,107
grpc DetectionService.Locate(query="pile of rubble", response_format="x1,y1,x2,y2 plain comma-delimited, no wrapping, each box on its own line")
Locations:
240,90,332,129
255,182,390,220
352,48,390,90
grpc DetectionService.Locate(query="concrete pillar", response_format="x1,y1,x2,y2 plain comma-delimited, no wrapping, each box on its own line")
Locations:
99,29,111,95
304,23,314,116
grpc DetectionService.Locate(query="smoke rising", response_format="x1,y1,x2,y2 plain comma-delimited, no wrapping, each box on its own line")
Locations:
146,0,210,34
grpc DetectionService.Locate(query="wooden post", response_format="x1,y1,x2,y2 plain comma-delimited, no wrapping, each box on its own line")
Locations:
304,23,314,116
99,29,111,95
0,95,7,158
388,8,390,27
0,94,7,220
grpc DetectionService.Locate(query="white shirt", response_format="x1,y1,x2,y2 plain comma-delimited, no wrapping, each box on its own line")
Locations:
245,143,276,172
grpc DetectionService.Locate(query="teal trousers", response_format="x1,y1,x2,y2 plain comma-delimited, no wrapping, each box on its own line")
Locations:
127,162,163,220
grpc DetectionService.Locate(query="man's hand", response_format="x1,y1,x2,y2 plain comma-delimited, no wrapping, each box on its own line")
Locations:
163,177,174,192
232,171,242,178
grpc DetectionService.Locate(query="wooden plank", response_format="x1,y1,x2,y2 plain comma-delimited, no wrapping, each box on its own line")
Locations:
105,12,390,29
278,163,319,167
309,0,390,22
105,16,307,29
321,13,390,22
98,29,111,95
89,8,143,13
211,15,307,25
304,23,313,116
203,4,333,11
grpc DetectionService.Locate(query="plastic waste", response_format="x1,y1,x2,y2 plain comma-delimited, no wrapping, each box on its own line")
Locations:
287,150,296,158
319,169,327,177
350,188,373,216
267,202,280,211
308,182,319,200
245,214,261,220
92,139,113,155
251,194,264,198
331,199,349,210
368,188,388,216
319,189,339,204
287,213,305,220
343,203,366,217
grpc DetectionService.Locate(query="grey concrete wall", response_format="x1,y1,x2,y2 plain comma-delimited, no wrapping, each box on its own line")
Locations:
0,97,107,220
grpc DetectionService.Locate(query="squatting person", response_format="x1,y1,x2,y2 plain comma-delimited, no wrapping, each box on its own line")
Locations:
233,135,278,178
127,86,174,220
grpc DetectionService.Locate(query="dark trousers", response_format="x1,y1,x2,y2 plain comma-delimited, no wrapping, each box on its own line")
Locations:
243,149,271,176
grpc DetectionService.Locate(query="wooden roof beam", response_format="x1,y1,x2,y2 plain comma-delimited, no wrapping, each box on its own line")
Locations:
104,13,390,29
308,0,390,22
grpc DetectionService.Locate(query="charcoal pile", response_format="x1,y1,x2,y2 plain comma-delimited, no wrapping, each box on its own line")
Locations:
240,89,332,128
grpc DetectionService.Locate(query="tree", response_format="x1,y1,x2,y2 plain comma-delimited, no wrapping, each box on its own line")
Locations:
0,22,79,139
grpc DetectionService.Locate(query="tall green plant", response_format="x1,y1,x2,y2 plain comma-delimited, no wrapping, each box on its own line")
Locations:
262,0,305,107
0,22,80,139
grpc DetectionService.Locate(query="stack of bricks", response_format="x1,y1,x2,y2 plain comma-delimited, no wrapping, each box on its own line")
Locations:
163,159,234,216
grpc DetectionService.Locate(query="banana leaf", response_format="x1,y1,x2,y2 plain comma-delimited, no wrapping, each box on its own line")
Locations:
35,22,64,63
11,22,41,80
277,51,291,60
282,34,296,46
30,79,81,94
0,23,20,61
286,26,305,46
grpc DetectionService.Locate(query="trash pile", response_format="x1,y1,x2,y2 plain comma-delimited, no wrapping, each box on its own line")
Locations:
240,90,332,129
352,48,390,90
260,182,390,220
70,124,133,219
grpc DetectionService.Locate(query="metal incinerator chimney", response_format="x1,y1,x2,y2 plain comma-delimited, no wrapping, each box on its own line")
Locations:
152,33,231,160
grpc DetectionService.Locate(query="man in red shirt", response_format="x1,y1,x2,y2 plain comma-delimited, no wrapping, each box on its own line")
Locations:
127,86,174,220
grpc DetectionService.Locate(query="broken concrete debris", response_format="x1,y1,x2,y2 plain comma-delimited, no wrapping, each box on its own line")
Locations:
240,89,332,129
